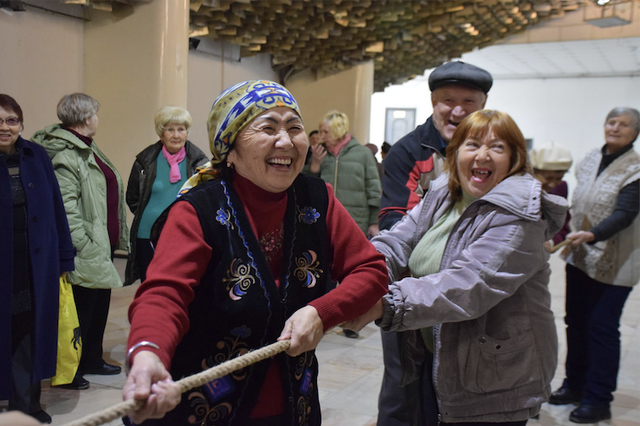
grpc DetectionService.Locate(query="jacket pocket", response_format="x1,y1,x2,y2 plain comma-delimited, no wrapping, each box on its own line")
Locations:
457,323,541,394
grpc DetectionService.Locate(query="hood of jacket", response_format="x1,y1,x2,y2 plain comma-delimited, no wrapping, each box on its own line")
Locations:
31,124,89,155
482,174,568,240
429,172,567,241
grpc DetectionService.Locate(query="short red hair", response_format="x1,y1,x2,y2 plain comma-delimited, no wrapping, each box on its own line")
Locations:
445,109,531,200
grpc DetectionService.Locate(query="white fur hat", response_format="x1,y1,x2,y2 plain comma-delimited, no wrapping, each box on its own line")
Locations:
529,143,573,171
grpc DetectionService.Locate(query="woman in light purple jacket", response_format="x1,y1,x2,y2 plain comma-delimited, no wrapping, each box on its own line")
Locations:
346,110,568,426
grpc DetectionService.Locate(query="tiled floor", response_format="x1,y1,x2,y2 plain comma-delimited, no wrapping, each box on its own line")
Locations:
3,254,639,426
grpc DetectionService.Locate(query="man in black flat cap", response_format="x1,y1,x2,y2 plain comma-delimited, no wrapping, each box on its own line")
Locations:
377,61,492,426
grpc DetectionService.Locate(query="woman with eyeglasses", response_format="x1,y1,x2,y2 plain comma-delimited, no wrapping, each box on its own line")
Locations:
0,94,75,424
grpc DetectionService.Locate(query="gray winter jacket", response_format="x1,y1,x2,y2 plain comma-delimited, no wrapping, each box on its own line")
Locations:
373,173,567,423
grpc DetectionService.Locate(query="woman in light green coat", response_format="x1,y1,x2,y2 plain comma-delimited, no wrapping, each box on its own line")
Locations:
309,110,381,339
309,110,381,237
33,93,129,389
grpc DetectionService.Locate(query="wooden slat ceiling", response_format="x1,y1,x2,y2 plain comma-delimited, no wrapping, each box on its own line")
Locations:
189,0,585,91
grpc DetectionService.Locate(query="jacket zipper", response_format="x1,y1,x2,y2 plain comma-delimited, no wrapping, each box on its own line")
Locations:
425,197,483,410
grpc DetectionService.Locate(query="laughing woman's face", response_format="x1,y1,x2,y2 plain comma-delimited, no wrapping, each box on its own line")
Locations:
456,130,512,198
226,107,308,193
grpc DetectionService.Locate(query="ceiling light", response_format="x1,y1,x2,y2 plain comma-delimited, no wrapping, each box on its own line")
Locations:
585,0,633,27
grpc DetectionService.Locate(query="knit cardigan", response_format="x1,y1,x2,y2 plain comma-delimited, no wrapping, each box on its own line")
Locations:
564,147,640,286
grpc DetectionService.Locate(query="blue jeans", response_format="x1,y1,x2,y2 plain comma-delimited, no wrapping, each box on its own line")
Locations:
563,264,632,407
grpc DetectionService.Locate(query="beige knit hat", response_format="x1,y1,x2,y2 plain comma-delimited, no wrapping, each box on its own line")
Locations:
529,143,573,171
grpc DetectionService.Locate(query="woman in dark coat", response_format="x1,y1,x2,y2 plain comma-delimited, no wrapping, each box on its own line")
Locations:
0,94,75,424
125,106,208,285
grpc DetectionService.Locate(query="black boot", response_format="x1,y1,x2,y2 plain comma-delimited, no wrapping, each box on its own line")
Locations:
30,409,52,424
549,385,582,405
53,371,90,390
569,404,611,423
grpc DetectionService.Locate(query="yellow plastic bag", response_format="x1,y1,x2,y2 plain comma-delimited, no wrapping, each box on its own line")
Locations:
51,276,82,386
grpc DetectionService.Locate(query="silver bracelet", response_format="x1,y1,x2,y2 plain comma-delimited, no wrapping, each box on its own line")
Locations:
125,341,160,375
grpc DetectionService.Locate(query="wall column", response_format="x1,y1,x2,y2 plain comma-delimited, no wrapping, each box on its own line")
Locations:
83,0,189,186
287,61,374,144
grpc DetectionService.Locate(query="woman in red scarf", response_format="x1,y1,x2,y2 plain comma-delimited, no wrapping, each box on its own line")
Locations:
124,106,208,286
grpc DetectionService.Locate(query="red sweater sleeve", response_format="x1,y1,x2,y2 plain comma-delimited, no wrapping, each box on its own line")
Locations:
128,184,389,364
308,184,389,331
127,201,212,368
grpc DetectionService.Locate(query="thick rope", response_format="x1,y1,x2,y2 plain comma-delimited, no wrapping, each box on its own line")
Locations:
62,340,291,426
549,238,570,254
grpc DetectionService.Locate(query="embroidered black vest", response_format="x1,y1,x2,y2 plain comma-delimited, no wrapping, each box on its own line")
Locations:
145,173,331,426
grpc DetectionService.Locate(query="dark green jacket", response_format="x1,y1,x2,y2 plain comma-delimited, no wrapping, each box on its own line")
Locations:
315,136,381,234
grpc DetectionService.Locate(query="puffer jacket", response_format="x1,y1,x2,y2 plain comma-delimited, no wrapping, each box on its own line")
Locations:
316,135,380,233
124,140,208,285
33,124,129,289
373,173,567,423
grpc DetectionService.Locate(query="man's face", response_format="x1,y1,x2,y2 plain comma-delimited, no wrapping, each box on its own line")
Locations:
309,133,320,147
431,85,487,142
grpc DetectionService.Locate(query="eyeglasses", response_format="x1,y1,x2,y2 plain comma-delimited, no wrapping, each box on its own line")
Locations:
0,117,20,127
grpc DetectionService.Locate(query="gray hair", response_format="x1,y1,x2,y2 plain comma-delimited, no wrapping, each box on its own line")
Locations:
57,93,100,128
154,106,193,138
606,107,640,136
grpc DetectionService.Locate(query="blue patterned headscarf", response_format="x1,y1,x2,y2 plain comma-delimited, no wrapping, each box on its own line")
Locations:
178,80,301,196
208,80,301,165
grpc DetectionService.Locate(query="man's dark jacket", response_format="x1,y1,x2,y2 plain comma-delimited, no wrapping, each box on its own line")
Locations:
378,117,447,230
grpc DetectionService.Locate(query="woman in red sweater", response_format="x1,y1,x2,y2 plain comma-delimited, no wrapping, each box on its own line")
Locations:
123,80,388,426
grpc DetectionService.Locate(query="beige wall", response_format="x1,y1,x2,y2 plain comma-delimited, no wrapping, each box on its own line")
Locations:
187,51,278,155
0,7,83,138
0,2,375,194
84,0,190,191
287,61,374,144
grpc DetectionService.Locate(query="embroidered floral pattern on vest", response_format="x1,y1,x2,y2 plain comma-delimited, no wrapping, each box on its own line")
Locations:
185,327,252,425
216,208,235,230
223,259,256,301
169,177,327,426
259,224,283,262
295,352,314,426
293,251,323,288
186,396,231,426
298,206,320,224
